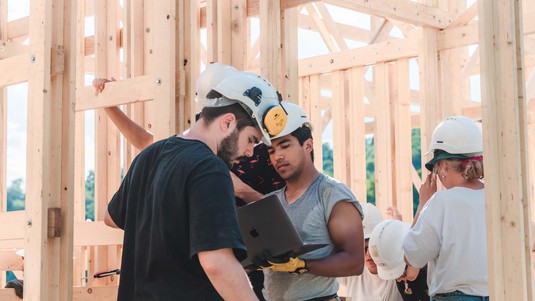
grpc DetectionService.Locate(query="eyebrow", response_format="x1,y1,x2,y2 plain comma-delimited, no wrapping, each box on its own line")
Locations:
273,138,291,147
251,136,260,144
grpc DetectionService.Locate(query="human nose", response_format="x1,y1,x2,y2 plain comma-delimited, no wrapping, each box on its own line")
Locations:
243,144,254,157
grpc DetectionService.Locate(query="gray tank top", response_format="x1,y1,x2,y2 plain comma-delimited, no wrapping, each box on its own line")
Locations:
263,173,363,301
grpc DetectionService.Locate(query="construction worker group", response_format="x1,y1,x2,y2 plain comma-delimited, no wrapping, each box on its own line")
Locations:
95,63,488,301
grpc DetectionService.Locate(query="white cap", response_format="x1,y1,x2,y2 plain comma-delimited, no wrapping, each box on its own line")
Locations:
361,203,384,239
16,249,24,257
368,219,410,280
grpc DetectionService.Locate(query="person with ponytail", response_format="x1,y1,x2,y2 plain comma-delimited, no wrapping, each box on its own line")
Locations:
402,116,488,301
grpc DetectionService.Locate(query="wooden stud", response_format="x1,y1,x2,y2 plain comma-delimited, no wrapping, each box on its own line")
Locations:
479,0,533,300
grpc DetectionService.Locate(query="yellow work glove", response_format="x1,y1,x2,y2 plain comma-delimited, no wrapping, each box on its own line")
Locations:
254,252,308,274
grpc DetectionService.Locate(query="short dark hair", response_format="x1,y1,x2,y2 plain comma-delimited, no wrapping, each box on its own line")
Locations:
199,102,255,131
290,126,314,162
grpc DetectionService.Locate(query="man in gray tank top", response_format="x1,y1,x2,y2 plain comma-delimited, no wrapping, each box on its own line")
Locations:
256,103,365,301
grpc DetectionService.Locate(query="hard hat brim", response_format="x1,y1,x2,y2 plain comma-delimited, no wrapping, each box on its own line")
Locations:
424,150,470,171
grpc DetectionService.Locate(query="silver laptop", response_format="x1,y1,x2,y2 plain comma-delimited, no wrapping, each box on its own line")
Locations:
237,194,328,268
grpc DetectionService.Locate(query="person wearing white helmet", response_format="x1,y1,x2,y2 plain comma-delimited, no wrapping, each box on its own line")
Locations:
403,115,488,301
369,220,429,301
254,102,365,301
92,62,240,150
4,249,24,299
95,64,289,300
337,203,404,301
103,69,288,300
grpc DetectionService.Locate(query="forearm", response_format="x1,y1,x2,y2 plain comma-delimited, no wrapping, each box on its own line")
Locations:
235,187,263,203
306,251,363,277
199,249,258,301
104,107,153,150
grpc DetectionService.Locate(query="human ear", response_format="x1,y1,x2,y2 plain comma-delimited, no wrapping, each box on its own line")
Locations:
221,113,237,133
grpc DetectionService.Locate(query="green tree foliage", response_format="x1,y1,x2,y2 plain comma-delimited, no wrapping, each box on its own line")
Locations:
321,130,422,215
85,170,95,221
7,178,25,211
322,143,334,177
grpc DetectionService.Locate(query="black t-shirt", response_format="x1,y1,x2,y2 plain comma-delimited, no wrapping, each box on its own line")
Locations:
396,266,430,301
108,136,246,301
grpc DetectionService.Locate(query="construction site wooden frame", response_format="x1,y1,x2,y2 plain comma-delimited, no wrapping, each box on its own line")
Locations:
0,0,534,300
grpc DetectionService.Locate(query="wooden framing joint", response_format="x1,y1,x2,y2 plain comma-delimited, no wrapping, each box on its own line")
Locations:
51,45,65,76
48,208,62,237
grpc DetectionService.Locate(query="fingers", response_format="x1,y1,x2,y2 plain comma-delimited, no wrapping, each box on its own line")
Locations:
92,78,113,94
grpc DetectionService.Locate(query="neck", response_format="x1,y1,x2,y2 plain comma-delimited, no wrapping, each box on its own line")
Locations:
284,164,319,203
179,120,219,154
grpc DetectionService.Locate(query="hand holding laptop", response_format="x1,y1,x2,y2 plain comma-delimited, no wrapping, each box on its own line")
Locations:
253,251,308,274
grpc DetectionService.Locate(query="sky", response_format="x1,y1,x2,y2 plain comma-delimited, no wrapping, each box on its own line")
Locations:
4,2,478,189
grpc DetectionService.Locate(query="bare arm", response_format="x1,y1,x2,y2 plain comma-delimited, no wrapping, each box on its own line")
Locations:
104,107,154,150
306,201,364,277
93,78,154,150
231,172,263,203
198,248,259,301
103,208,119,229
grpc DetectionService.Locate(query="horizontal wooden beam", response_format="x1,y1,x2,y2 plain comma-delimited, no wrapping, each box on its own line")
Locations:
437,23,478,50
0,211,25,242
75,76,155,111
298,37,418,76
7,17,28,40
1,286,118,301
0,54,29,86
324,0,455,29
247,0,318,16
72,286,118,301
0,42,28,59
438,12,535,51
74,221,123,246
0,250,23,271
0,212,123,247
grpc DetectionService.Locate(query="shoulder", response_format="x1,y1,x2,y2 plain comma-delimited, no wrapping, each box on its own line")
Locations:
317,174,357,200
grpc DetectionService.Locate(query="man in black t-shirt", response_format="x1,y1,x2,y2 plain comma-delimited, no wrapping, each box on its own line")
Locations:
104,71,287,300
94,65,286,300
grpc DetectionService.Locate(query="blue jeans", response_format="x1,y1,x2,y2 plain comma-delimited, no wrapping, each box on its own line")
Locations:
432,290,489,301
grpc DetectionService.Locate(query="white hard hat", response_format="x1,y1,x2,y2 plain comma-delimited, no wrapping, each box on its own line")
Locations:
271,101,311,140
16,249,24,257
207,72,287,145
426,115,482,156
195,63,238,103
368,219,410,280
361,203,384,239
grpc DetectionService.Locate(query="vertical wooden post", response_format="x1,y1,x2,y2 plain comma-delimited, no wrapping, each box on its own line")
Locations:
374,62,393,214
260,0,281,85
393,59,413,222
418,27,441,173
26,0,53,298
281,7,298,102
57,1,76,298
479,0,533,300
152,1,176,140
231,0,248,70
332,71,348,184
347,67,367,203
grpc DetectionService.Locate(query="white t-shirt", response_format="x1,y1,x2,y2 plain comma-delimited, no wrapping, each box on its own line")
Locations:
403,187,488,297
338,267,404,301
